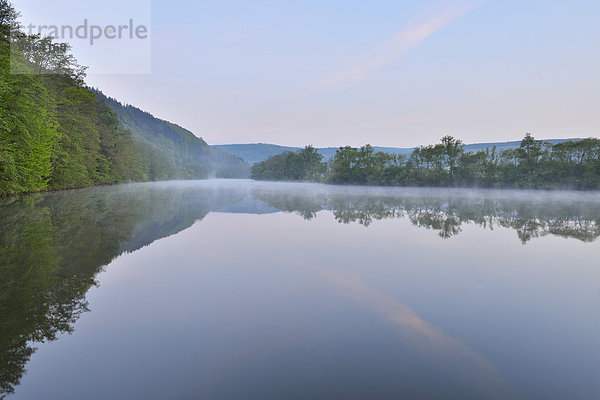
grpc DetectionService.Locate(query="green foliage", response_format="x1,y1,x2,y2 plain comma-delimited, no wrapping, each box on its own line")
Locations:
256,135,600,190
0,1,151,195
329,145,405,185
0,11,58,194
251,146,327,181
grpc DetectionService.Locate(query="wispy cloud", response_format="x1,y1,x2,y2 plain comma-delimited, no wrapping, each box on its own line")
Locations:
322,0,484,87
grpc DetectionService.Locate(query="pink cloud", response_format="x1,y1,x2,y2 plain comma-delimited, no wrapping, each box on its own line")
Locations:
323,1,485,87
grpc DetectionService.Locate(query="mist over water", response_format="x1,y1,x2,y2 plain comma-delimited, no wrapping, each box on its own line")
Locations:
2,180,600,399
244,180,600,244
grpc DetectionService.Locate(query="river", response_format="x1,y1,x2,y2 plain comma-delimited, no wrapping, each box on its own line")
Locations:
2,180,600,399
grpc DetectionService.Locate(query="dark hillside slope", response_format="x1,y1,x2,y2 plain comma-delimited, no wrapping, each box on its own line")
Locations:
98,93,249,179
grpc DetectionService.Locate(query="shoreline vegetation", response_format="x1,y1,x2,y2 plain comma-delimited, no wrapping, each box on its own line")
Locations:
250,135,600,190
0,1,247,197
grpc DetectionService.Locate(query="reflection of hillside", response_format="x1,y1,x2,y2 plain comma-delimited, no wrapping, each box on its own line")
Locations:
0,183,243,397
217,195,280,215
252,188,600,244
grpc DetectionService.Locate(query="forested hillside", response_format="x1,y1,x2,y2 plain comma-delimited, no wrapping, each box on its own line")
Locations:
215,143,302,165
0,0,247,196
97,93,249,180
0,0,150,195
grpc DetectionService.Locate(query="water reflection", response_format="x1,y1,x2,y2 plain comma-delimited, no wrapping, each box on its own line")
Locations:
0,182,243,397
251,185,600,244
1,181,599,398
307,265,512,398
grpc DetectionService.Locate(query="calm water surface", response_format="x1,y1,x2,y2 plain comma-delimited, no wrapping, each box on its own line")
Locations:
1,180,600,399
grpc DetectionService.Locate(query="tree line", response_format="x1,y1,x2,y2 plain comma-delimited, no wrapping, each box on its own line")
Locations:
251,134,600,190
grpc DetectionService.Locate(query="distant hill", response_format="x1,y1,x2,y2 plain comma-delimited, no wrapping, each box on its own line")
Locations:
97,92,250,179
213,143,300,166
216,139,582,165
463,139,580,153
214,144,415,165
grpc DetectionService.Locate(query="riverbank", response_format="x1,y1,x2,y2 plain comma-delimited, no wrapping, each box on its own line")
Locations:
251,136,600,191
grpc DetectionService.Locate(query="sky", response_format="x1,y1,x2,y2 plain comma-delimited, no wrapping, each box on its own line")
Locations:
12,0,600,147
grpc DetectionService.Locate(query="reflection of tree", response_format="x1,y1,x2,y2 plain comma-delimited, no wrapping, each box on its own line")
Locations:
0,184,243,397
0,196,75,398
250,188,327,221
548,217,599,242
253,189,600,244
408,208,462,239
331,199,398,227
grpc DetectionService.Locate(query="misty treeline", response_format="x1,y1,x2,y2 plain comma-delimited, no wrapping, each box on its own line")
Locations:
251,134,600,190
95,92,249,182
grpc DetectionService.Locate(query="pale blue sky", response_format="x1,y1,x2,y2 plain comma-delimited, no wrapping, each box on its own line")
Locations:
14,0,600,147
